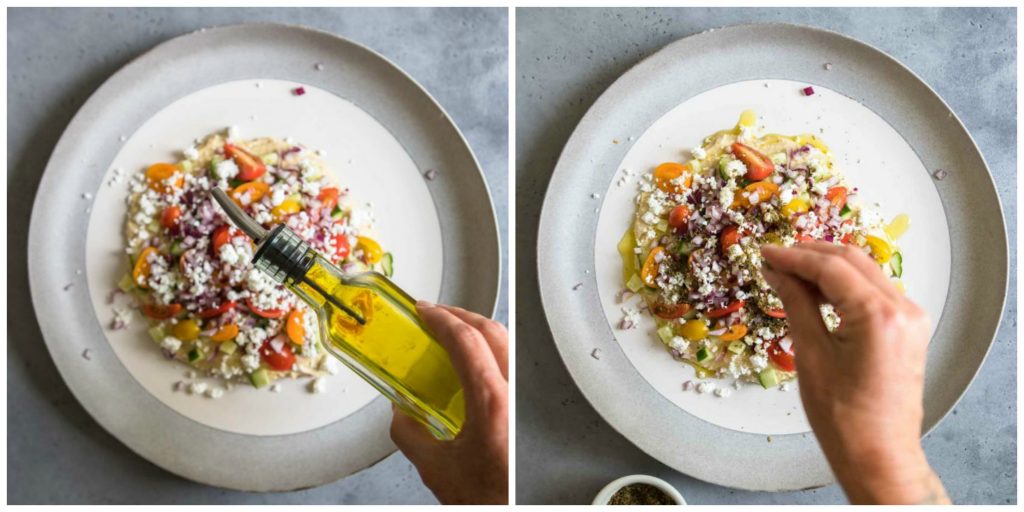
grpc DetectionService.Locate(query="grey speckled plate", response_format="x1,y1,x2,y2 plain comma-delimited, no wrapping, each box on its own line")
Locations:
537,23,1007,491
28,24,500,491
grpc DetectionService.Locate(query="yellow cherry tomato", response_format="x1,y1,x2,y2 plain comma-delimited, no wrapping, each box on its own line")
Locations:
172,319,200,342
640,246,664,288
781,197,811,217
270,198,302,222
145,163,184,193
680,319,708,341
356,236,384,264
865,235,893,263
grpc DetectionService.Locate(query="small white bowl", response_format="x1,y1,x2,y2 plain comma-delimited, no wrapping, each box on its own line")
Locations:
592,474,687,505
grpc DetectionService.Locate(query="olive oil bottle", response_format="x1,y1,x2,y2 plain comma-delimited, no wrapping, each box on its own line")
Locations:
212,189,464,439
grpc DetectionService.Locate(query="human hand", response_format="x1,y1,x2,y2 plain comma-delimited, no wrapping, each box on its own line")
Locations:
390,301,509,505
760,242,949,505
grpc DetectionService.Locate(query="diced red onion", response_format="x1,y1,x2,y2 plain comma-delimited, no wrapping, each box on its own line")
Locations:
802,86,815,96
293,86,306,96
708,327,728,336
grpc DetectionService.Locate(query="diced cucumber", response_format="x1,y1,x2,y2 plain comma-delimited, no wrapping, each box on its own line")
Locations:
674,241,694,257
687,159,702,174
758,368,780,389
656,325,675,343
209,156,224,178
718,156,732,179
170,239,185,257
178,160,194,174
147,325,166,343
249,368,270,389
727,340,746,354
117,273,136,292
146,219,161,233
695,346,713,364
187,347,202,363
890,252,903,278
381,253,394,277
261,153,280,165
770,152,787,165
219,341,238,355
626,273,645,292
654,219,669,233
839,204,853,219
330,205,345,220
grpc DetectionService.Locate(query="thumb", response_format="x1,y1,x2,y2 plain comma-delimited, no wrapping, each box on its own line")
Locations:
389,404,438,455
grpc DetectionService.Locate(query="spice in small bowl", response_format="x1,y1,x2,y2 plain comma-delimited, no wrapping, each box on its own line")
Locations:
608,483,676,505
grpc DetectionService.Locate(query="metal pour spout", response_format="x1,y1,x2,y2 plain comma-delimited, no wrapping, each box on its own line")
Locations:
211,188,268,243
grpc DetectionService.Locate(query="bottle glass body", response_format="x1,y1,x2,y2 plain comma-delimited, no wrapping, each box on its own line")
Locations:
287,253,465,439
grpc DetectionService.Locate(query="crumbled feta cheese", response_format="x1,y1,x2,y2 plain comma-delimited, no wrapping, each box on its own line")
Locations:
206,388,224,399
216,159,239,180
309,377,326,394
714,387,731,398
270,384,282,393
183,146,199,160
696,381,716,394
161,336,182,353
724,159,747,179
188,381,207,395
692,147,707,159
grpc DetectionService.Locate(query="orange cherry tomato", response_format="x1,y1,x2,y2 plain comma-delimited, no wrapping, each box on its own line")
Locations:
132,246,159,288
706,300,745,318
738,180,779,208
667,204,691,231
653,163,692,194
286,309,306,345
652,302,692,319
640,246,665,288
718,324,748,341
826,186,848,210
764,308,787,319
142,303,183,319
224,143,266,181
719,226,742,256
731,142,774,181
161,205,183,229
767,337,796,372
318,187,341,212
210,323,240,342
145,163,184,193
229,181,270,206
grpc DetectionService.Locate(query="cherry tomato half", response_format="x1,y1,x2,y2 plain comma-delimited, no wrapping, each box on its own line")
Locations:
731,142,774,181
224,143,266,181
767,337,796,372
667,204,691,232
719,226,742,256
318,187,341,213
161,205,183,229
246,298,286,319
197,300,237,319
705,300,745,318
142,303,183,319
259,338,296,371
826,186,848,210
652,302,692,319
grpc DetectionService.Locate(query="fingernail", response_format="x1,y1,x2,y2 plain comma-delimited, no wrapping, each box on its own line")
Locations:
416,300,435,309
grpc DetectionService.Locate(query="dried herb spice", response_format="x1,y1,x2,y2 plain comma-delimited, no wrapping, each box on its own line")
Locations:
607,483,676,505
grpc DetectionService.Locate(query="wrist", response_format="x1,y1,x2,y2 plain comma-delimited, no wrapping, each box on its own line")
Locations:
830,441,944,504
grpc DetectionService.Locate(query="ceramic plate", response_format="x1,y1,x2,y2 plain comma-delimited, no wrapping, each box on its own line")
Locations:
29,24,500,491
538,23,1006,491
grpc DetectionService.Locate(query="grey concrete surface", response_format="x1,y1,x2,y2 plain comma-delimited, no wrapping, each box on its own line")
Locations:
8,7,507,505
516,7,1015,505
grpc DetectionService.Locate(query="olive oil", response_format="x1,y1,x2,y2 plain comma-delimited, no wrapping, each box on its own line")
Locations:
290,258,465,438
210,189,465,439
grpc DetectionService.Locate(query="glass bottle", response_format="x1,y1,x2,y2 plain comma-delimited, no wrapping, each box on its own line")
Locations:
213,189,464,439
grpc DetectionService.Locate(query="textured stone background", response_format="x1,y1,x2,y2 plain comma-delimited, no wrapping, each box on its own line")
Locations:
8,7,507,505
516,7,1015,505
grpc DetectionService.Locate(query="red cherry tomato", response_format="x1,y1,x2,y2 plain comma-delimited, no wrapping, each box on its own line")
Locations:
719,226,742,256
767,337,796,372
318,187,341,212
246,298,286,319
224,142,266,181
706,300,745,318
160,206,182,229
731,142,774,181
330,234,352,262
197,300,237,319
259,338,296,371
764,308,787,319
667,204,691,232
796,233,816,243
142,303,183,319
826,186,848,210
211,226,232,255
652,302,692,319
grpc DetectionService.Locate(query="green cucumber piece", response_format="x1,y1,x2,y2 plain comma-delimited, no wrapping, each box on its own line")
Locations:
209,156,224,178
178,160,194,174
758,368,780,389
261,152,279,165
249,368,270,389
169,239,186,257
381,253,394,277
147,326,166,344
656,325,674,343
626,274,645,292
330,206,345,220
717,156,732,179
839,204,853,219
727,340,746,354
187,347,202,363
117,273,136,293
229,178,245,188
654,219,669,233
890,252,903,278
695,346,713,364
219,341,238,355
675,241,694,257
